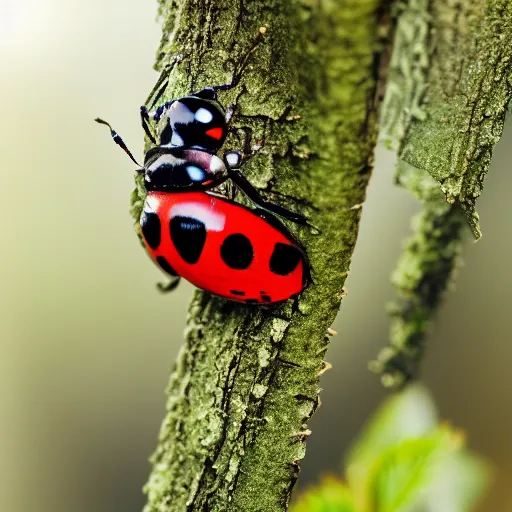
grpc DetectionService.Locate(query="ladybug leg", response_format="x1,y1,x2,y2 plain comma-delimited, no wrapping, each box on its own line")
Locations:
223,152,310,227
141,64,181,145
156,276,181,293
233,170,309,226
140,99,177,145
270,190,320,212
228,123,260,157
139,70,171,144
225,103,236,125
229,181,238,200
139,106,157,144
144,65,172,109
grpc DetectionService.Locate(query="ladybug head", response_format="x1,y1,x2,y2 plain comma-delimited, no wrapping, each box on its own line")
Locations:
159,96,227,153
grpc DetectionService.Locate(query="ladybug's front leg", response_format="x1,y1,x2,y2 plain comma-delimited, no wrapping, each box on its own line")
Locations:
157,276,181,293
139,106,157,144
223,151,311,227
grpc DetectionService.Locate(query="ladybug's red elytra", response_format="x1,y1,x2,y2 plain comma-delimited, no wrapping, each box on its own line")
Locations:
96,86,311,304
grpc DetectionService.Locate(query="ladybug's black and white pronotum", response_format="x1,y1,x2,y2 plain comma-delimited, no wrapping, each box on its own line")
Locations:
96,86,311,304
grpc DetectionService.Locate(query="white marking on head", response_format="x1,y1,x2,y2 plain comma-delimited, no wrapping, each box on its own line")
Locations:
171,132,184,146
148,154,183,172
169,101,195,123
170,202,226,231
186,165,205,182
195,107,214,124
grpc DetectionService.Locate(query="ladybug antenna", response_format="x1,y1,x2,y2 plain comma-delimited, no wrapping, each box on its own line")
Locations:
95,118,143,169
147,26,267,107
221,26,268,91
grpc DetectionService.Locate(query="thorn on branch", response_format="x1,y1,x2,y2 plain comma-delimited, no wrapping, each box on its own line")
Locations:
291,429,312,442
318,361,332,376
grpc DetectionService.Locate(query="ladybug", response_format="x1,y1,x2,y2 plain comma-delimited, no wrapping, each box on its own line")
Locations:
96,87,310,304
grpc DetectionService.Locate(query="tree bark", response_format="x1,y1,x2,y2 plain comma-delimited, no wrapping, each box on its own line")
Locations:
373,0,512,387
132,1,391,510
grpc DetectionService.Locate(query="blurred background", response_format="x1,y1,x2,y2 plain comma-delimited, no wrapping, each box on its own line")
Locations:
1,0,510,510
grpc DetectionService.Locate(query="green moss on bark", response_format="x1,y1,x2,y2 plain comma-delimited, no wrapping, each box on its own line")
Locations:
400,0,512,239
379,0,430,149
374,0,512,387
136,1,391,511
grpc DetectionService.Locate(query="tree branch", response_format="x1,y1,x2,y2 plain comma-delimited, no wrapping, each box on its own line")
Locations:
132,1,391,510
370,164,465,387
373,0,512,387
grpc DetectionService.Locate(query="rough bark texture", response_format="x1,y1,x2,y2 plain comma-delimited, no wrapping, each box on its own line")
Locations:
132,1,391,511
373,0,512,387
399,0,512,239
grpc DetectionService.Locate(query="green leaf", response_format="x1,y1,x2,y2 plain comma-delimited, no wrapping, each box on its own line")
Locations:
345,386,490,511
346,385,437,492
290,476,356,512
365,428,460,512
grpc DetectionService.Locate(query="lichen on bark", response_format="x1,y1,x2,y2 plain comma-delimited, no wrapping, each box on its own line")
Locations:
399,0,512,239
374,0,512,387
134,1,391,511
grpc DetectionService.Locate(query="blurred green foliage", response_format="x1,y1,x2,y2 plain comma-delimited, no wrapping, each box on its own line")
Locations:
292,386,489,512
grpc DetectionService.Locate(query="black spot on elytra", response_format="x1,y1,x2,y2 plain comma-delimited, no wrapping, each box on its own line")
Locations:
230,290,246,296
156,256,178,276
269,243,302,276
259,291,272,302
140,211,161,250
170,216,207,264
220,234,253,270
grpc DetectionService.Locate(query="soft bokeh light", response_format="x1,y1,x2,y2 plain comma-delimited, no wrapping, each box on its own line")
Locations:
1,2,511,511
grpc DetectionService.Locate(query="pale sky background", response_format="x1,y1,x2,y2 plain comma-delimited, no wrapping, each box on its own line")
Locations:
1,1,511,511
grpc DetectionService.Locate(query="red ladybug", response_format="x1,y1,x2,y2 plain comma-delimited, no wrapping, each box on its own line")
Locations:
96,86,311,304
141,191,308,303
